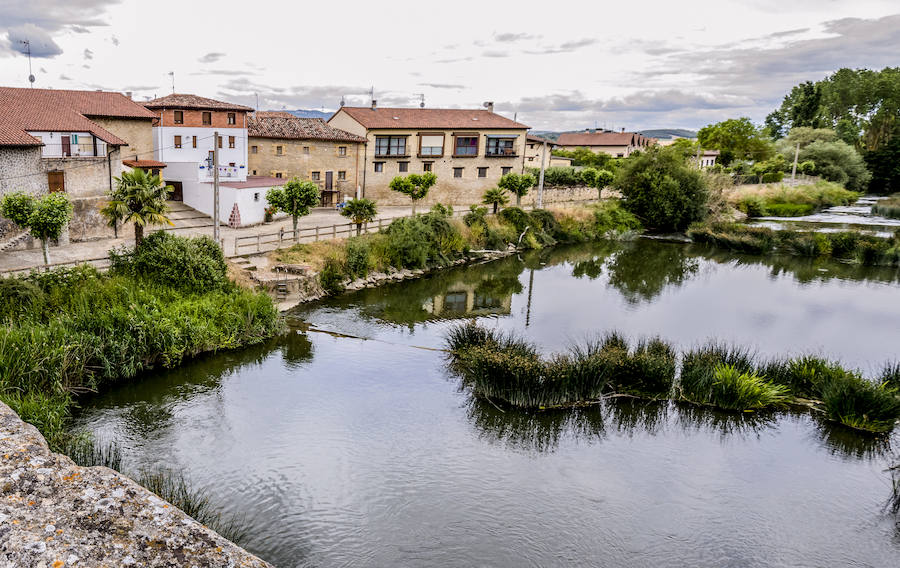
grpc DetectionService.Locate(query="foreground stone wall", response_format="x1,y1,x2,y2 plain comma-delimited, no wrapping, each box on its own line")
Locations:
0,401,272,567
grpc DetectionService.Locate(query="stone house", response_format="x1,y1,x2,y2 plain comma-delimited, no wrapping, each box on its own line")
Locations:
525,135,573,169
247,112,366,206
327,103,529,206
0,87,157,240
556,130,654,158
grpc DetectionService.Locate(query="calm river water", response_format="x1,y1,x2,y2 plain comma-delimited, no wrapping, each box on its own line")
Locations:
75,240,900,567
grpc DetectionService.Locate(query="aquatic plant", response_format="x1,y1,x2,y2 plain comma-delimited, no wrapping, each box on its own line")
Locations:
872,194,900,219
819,373,900,434
704,364,789,410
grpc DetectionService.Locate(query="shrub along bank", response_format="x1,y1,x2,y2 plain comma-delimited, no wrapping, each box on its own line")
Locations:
446,323,900,434
729,180,860,217
271,203,642,294
0,233,282,448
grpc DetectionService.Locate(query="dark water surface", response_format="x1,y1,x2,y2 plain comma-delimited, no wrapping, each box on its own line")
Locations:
75,240,900,567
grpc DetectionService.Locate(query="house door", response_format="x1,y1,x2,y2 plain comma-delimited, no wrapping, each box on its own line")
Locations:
325,171,333,190
47,171,65,192
169,181,183,201
61,136,71,157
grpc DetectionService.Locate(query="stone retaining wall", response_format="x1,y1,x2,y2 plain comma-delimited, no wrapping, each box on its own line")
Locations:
0,401,272,567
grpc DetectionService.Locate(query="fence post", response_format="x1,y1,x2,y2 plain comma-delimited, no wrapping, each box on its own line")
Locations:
256,233,261,252
279,227,284,245
332,224,336,238
378,218,383,231
315,226,319,241
234,238,238,256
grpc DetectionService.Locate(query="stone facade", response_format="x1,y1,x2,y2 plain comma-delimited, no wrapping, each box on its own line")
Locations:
248,137,362,202
0,401,272,567
89,117,155,163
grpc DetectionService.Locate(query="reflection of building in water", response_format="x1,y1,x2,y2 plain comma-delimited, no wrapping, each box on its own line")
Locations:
423,283,512,317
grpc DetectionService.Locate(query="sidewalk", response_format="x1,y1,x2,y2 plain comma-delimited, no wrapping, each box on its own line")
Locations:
0,205,418,274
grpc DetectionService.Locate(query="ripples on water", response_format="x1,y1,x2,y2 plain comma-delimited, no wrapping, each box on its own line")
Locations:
75,239,900,567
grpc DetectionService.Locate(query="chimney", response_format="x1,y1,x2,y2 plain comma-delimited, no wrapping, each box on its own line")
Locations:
371,99,377,110
486,102,494,113
621,127,625,133
125,91,132,100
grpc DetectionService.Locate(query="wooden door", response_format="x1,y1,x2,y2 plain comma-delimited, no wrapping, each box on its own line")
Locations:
48,171,65,192
325,171,334,190
168,181,183,201
61,136,71,157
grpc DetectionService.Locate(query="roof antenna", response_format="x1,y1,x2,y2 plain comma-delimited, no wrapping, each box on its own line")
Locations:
255,93,259,112
414,93,425,108
168,71,175,93
340,96,345,107
20,40,35,87
369,86,375,105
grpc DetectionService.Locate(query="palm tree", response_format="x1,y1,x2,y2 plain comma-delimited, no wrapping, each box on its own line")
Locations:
340,198,378,235
105,169,173,246
482,187,509,214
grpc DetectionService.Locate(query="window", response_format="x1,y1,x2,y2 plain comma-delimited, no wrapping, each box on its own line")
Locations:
374,162,384,173
338,170,346,180
423,162,433,172
375,135,407,156
228,136,235,149
229,162,235,167
217,136,223,149
227,112,236,125
275,172,283,179
47,171,65,193
453,167,463,178
192,136,197,148
311,171,321,181
454,135,478,156
616,153,624,158
418,133,444,157
202,112,212,125
303,146,310,154
174,111,183,124
399,161,409,173
251,145,258,154
486,137,516,156
527,156,534,161
276,145,283,155
174,135,182,149
254,192,260,202
252,169,257,175
338,146,347,156
478,167,488,178
501,167,512,175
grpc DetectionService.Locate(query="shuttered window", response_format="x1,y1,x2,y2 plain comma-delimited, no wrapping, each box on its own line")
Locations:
48,171,65,192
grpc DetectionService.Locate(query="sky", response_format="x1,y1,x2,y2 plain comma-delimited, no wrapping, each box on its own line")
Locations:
1,0,899,132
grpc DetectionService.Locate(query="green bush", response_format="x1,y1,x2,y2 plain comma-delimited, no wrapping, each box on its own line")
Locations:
593,201,642,234
760,172,784,183
111,232,228,293
0,278,45,322
820,373,900,433
764,203,814,217
318,255,346,294
344,239,371,279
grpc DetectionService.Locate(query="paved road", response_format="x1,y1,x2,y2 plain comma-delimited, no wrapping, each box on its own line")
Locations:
0,205,420,273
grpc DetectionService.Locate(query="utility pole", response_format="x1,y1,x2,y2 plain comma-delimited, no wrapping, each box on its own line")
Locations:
213,131,220,243
21,40,34,87
791,142,800,183
537,140,547,209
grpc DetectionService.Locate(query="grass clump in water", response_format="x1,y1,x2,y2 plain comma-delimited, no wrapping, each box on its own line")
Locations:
704,364,790,410
820,374,900,434
687,223,776,254
872,194,900,219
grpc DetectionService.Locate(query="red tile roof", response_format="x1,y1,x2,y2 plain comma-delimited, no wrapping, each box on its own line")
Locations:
143,93,253,112
527,134,555,145
254,111,296,119
248,114,365,143
123,159,167,168
334,107,529,130
0,87,155,147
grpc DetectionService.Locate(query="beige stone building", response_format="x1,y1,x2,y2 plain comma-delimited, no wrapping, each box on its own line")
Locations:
525,135,573,169
556,130,655,158
247,112,366,206
328,104,529,206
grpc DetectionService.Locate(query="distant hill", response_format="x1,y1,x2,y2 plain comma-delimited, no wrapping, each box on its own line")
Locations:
272,109,333,120
531,128,697,141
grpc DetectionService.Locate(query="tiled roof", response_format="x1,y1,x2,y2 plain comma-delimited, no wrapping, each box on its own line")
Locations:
527,134,555,144
143,93,253,112
556,132,638,147
123,159,167,168
334,107,529,130
0,87,155,147
254,111,296,119
248,115,365,142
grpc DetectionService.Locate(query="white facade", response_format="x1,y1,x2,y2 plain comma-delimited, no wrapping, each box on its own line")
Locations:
152,126,248,182
28,131,108,158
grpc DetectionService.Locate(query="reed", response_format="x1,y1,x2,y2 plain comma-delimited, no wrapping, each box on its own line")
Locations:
819,373,900,434
872,194,900,220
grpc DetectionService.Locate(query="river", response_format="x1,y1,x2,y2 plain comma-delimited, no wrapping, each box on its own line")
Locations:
74,239,900,567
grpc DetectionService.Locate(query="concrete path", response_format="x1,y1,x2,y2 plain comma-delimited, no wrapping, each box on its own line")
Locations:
0,205,419,274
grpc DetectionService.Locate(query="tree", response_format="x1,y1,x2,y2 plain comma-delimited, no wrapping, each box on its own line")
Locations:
551,146,613,168
592,169,615,199
266,178,320,242
497,172,536,207
798,140,871,191
613,146,709,232
340,198,378,236
389,172,436,214
1,191,72,266
697,118,774,165
99,195,128,239
105,168,173,246
482,187,509,214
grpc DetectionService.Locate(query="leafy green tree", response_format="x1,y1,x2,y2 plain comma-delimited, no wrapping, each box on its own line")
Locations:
864,126,900,193
482,187,509,214
497,172,536,207
697,118,774,165
799,140,871,191
551,147,613,168
1,191,73,266
389,172,437,215
266,178,320,242
669,137,701,158
798,160,817,175
765,81,824,138
105,168,173,246
340,198,378,236
613,146,709,232
593,169,615,199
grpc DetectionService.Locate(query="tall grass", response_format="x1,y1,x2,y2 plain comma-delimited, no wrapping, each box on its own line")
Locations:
872,194,900,220
731,180,860,218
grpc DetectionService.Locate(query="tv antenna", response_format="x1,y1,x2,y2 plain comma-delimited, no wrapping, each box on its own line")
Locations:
168,71,175,93
20,40,35,87
414,93,425,108
340,96,346,107
369,86,375,105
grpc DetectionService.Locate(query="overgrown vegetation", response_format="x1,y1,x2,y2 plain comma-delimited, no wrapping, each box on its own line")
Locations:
872,194,900,219
0,234,281,449
728,180,860,217
688,222,900,265
446,323,900,433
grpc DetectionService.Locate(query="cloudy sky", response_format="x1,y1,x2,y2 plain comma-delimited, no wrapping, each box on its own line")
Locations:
1,0,898,131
